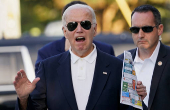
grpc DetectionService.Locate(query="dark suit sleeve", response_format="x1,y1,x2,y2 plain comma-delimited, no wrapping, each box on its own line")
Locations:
15,96,44,110
35,49,46,74
30,62,47,110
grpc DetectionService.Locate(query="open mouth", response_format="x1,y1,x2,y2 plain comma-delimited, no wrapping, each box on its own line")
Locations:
76,37,85,42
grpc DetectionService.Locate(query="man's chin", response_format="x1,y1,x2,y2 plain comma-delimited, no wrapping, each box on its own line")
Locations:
138,46,149,50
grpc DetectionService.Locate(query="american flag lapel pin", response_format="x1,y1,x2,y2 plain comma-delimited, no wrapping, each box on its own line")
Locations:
103,72,107,75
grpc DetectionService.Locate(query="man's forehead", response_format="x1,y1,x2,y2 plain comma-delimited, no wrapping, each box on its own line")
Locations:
64,4,89,16
132,12,155,22
132,11,154,19
65,8,92,21
66,7,90,16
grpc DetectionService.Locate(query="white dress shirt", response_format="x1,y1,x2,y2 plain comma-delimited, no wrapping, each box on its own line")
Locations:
69,44,97,110
134,41,160,107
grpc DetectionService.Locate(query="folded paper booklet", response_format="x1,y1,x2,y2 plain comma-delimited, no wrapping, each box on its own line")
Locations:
120,51,142,109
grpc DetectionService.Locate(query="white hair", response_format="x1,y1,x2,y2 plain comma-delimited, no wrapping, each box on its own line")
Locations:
62,4,97,27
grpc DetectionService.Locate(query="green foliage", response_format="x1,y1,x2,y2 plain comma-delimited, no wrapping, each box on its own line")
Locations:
20,0,61,33
20,0,170,34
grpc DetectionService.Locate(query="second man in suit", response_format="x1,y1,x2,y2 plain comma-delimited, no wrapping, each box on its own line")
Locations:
118,4,170,110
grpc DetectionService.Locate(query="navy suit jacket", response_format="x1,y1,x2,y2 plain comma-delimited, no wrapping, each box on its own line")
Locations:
35,37,115,73
16,49,132,110
117,42,170,110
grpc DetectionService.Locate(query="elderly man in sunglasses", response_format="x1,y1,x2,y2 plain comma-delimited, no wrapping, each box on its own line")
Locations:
13,4,146,110
118,4,170,110
35,1,115,75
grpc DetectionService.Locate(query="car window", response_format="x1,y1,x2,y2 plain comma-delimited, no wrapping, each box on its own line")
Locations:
0,52,24,85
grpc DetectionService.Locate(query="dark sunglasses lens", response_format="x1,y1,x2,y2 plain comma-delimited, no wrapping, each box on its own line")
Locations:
67,22,78,31
80,21,91,30
130,27,140,33
142,26,153,33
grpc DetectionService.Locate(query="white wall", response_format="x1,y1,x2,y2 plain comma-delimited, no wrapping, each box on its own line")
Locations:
0,0,21,39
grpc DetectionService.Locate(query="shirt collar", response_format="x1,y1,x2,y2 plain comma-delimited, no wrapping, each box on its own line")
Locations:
134,48,143,63
134,41,160,64
69,43,97,64
150,41,160,64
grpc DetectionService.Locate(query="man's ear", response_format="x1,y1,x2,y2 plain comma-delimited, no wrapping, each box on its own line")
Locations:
93,24,97,37
62,26,68,39
158,24,164,36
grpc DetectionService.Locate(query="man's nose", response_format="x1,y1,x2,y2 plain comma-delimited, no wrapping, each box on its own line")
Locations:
76,23,83,32
138,29,145,38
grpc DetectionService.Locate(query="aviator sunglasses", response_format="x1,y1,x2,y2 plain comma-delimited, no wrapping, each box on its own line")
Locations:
130,25,157,34
66,20,93,31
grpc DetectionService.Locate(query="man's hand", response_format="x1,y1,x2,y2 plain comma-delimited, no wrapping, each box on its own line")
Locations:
13,69,40,100
13,69,40,110
136,81,147,100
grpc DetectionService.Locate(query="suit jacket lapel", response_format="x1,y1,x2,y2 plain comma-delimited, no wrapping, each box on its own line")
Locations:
56,51,78,110
148,43,167,110
86,50,110,110
129,48,137,60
